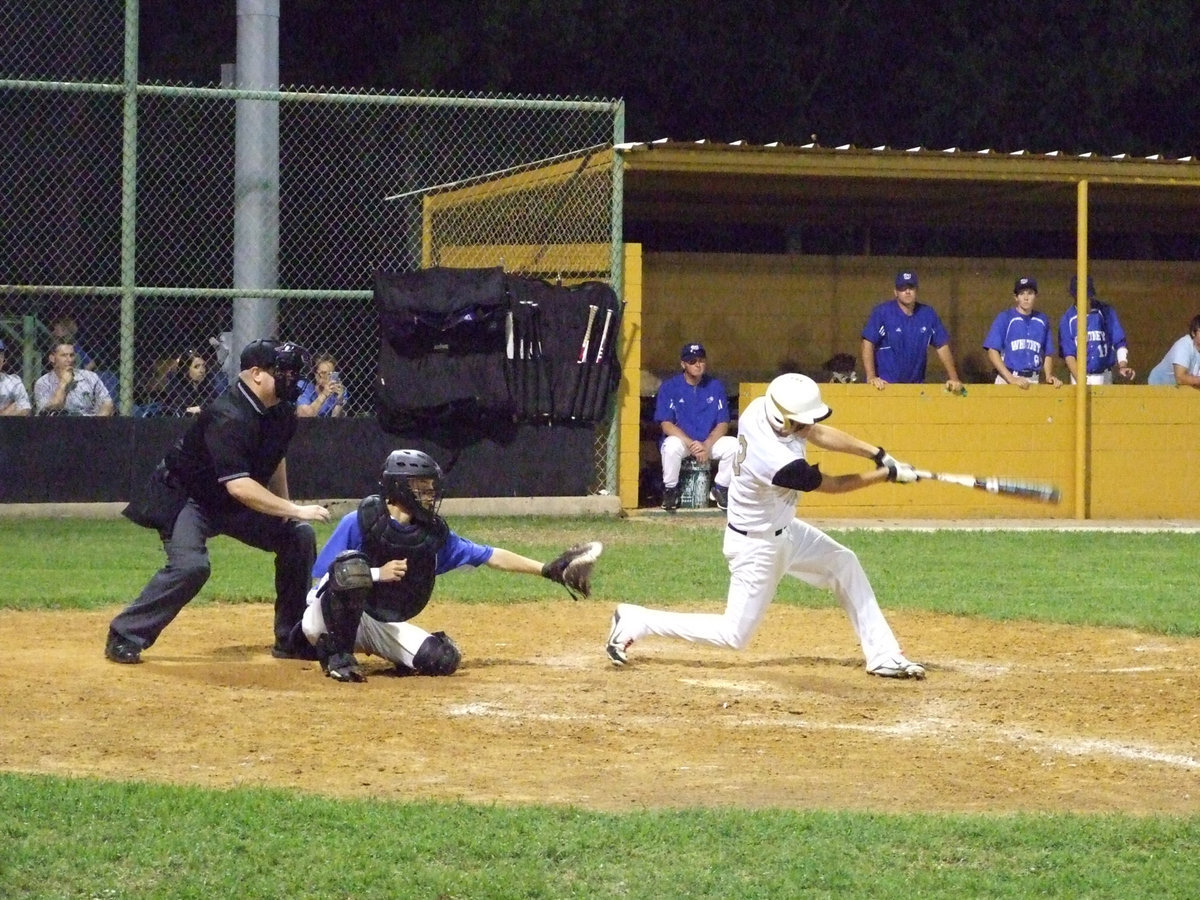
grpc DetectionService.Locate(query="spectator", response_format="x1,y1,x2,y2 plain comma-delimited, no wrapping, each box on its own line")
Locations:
861,270,964,392
0,339,32,416
1058,275,1135,384
983,276,1063,388
162,348,222,416
653,342,738,511
48,315,97,371
296,352,347,418
1147,314,1200,388
34,342,114,416
823,352,858,384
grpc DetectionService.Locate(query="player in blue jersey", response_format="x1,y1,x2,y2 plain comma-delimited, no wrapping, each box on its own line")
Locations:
297,449,602,682
653,342,738,511
861,270,964,392
983,276,1063,388
1058,275,1135,385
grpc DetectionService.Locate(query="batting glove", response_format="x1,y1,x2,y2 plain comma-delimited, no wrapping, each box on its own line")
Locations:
886,462,920,483
873,447,899,469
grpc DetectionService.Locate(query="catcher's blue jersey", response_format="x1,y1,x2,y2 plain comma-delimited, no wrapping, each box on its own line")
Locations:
312,510,493,580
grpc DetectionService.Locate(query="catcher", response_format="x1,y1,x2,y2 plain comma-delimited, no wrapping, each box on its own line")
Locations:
294,448,601,682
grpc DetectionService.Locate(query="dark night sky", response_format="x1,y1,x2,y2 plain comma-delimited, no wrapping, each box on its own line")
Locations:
138,1,1199,156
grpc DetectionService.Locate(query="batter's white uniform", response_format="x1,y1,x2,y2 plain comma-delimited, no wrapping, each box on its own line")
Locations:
610,395,910,672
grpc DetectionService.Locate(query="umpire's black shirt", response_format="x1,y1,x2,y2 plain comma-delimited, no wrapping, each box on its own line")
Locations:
166,378,297,515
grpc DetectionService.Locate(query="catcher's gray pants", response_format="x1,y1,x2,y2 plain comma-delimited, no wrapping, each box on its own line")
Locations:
110,498,316,653
301,594,432,672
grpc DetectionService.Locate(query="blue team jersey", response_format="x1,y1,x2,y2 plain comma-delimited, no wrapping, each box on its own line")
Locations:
983,309,1056,374
312,509,494,580
861,300,950,383
1058,301,1127,374
653,372,730,443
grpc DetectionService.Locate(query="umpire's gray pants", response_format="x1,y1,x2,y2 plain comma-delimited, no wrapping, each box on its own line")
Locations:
109,499,316,653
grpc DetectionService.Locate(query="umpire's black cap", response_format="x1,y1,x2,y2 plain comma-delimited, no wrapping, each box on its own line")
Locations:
239,339,281,370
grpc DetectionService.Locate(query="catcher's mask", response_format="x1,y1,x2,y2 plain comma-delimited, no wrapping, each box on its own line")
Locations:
381,449,444,524
240,339,309,403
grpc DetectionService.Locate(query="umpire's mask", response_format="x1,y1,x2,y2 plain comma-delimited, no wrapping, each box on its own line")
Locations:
271,341,310,404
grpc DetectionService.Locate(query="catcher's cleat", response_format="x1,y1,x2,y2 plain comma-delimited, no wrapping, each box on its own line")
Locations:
605,607,633,666
708,482,728,511
867,653,926,680
104,629,142,664
322,651,366,683
661,485,681,512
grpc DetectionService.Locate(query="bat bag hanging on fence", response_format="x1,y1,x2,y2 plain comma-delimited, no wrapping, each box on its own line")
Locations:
374,267,623,436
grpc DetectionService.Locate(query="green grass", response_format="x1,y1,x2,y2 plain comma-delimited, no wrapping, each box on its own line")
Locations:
2,774,1198,899
2,515,1198,897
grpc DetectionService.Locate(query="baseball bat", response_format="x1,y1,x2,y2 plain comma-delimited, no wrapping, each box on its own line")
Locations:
913,469,1062,504
594,307,614,364
577,304,598,363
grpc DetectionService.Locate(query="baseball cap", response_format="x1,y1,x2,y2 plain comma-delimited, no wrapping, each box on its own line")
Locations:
1068,274,1097,299
895,271,918,289
1014,276,1038,293
240,339,282,370
680,342,706,361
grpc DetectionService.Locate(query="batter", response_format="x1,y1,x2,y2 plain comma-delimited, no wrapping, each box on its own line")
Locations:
607,372,926,679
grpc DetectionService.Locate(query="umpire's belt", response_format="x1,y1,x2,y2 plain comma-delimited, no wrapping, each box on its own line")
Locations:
727,523,785,538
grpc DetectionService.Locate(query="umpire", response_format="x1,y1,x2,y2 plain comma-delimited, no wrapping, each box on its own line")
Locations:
105,339,331,664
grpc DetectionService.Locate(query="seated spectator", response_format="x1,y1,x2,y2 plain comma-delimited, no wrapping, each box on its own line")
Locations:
48,315,97,371
0,338,32,416
296,352,347,417
34,342,114,416
1147,314,1200,388
654,342,737,512
162,348,222,415
983,276,1063,388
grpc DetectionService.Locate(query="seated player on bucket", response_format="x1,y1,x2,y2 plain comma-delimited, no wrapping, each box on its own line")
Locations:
298,449,602,682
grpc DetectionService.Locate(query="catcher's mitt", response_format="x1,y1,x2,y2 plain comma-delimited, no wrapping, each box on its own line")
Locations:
541,541,603,600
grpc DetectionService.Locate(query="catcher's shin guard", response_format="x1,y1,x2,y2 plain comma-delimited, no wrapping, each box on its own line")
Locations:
317,550,371,682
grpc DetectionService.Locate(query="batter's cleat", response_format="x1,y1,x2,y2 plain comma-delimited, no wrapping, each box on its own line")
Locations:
867,654,926,680
662,485,681,512
709,482,728,511
104,629,142,664
605,607,633,666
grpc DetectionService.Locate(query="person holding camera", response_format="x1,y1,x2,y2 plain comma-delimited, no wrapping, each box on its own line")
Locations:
295,351,347,417
34,341,114,416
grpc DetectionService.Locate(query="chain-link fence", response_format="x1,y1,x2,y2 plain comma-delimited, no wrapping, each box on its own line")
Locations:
1,0,622,488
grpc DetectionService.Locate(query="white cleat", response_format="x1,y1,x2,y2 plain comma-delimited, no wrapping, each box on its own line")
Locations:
605,607,633,666
867,654,926,680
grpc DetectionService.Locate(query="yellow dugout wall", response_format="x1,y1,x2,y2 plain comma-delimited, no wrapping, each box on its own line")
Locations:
616,246,1200,518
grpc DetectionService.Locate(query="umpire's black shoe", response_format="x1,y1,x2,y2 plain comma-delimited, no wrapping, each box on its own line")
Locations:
105,629,142,664
271,641,320,661
662,485,681,512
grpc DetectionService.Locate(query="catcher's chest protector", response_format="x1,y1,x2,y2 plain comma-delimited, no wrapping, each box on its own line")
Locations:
357,495,447,622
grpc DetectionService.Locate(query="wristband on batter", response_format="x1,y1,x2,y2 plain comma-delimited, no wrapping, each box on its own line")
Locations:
872,447,887,467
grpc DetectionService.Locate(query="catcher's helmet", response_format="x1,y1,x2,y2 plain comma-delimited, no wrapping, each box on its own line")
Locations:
381,449,444,523
239,339,310,403
764,372,831,430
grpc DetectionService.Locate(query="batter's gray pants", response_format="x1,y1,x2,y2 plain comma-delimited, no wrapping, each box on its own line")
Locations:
109,498,316,654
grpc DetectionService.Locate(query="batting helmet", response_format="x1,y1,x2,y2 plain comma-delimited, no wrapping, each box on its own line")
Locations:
381,449,444,523
764,373,831,430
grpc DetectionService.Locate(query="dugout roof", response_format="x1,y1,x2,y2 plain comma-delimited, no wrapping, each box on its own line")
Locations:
617,140,1200,246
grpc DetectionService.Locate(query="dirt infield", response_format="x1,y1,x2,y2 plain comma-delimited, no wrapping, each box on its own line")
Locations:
4,600,1198,815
